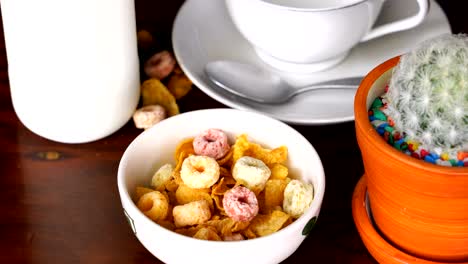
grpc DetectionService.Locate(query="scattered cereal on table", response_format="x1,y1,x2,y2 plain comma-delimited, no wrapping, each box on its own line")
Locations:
144,50,176,80
141,78,179,116
133,104,166,129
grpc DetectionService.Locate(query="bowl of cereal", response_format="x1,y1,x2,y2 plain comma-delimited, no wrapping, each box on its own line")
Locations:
117,108,325,264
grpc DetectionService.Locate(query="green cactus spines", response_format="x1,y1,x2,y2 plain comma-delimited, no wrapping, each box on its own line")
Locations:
384,34,468,156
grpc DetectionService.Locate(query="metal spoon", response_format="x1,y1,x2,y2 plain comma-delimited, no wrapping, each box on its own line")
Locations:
204,60,363,104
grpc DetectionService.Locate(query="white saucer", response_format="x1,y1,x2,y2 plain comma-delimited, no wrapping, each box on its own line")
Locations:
172,0,451,125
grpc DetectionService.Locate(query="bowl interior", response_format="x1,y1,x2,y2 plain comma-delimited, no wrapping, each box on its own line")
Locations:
120,109,324,201
117,109,325,249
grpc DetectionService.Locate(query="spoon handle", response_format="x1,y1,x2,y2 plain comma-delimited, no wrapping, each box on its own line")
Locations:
295,77,362,95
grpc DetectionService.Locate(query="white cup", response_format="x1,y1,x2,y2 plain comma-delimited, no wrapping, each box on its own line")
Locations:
225,0,429,72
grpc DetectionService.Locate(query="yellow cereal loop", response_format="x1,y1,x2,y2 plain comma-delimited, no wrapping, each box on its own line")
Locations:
180,155,220,189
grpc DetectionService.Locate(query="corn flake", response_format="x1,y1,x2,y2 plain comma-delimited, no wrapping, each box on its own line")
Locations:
263,179,290,213
174,138,195,162
175,184,214,211
250,210,291,237
141,78,179,116
270,163,289,179
193,226,222,241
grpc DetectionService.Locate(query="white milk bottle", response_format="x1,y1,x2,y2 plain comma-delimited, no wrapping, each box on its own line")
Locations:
0,0,140,143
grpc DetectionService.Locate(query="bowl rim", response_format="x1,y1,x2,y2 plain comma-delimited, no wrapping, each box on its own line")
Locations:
354,56,468,175
117,108,326,245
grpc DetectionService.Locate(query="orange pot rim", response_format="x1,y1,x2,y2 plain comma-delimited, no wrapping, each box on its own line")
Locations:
351,176,464,264
354,56,468,177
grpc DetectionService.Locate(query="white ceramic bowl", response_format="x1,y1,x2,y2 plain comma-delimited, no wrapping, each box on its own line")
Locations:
117,108,325,264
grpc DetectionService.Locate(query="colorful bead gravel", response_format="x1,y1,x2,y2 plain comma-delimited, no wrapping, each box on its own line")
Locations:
369,95,467,167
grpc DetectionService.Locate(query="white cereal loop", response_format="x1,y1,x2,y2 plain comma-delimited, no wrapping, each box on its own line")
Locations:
133,104,166,129
137,191,169,221
173,200,211,227
180,155,220,189
283,179,314,219
232,156,271,192
151,163,174,191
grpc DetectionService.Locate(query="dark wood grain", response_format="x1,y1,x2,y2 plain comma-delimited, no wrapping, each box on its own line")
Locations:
0,1,465,263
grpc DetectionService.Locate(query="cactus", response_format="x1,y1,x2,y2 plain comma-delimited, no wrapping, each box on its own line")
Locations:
384,34,468,157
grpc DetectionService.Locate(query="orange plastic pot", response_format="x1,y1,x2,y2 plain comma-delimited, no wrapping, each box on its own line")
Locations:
352,176,451,264
354,56,468,262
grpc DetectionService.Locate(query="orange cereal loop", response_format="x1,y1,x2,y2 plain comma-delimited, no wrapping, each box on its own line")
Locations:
137,191,169,221
135,186,155,202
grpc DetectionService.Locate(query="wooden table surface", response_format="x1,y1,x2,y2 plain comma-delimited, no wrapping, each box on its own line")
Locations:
0,1,466,263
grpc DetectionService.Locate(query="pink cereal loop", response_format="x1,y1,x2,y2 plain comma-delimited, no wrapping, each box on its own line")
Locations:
223,186,259,222
144,50,176,80
193,128,230,160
